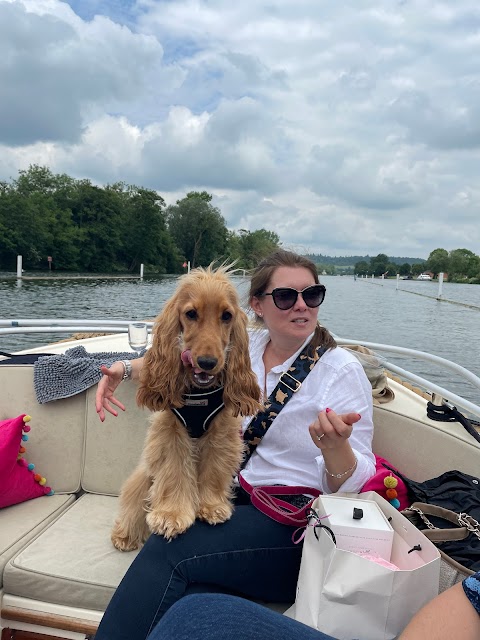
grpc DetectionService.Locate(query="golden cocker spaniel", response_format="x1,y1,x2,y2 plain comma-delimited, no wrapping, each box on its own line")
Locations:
111,266,262,549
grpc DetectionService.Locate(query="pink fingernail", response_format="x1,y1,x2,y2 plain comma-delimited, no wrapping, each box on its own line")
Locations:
357,413,361,419
325,407,331,413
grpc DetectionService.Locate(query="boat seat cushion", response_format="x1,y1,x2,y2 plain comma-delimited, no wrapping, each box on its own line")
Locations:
0,414,54,509
0,494,75,589
3,494,139,611
1,365,86,494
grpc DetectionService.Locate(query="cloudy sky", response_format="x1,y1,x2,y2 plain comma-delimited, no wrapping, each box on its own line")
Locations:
1,0,479,258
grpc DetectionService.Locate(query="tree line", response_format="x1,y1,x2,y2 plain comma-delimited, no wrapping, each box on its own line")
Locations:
0,166,280,273
2,166,478,282
354,250,480,283
306,253,425,267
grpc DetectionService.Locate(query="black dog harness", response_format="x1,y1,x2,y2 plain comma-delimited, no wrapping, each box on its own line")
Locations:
171,386,225,439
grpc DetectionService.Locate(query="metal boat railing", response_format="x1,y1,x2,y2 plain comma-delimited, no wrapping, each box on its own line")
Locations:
0,319,155,329
335,338,480,419
1,319,479,418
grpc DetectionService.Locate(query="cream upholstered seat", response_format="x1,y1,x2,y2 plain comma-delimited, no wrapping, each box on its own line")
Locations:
0,495,75,590
4,494,139,611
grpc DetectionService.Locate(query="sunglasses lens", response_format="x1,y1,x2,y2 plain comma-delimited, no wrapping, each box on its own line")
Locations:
272,288,297,310
303,286,325,308
268,285,326,309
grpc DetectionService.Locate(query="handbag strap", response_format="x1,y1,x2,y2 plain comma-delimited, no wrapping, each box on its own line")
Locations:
238,473,321,526
241,342,327,469
0,350,55,365
403,502,475,543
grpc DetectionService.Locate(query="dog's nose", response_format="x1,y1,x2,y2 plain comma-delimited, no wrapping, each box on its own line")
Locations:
197,356,217,371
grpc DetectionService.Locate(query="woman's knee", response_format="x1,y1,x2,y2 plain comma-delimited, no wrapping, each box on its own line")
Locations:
148,594,265,640
147,594,333,640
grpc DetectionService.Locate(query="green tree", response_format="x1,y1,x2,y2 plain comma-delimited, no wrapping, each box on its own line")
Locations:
399,263,411,276
70,181,125,271
1,166,86,270
354,260,370,276
370,253,389,277
386,262,399,277
0,185,42,269
227,229,280,269
316,263,335,275
112,184,181,273
411,262,426,277
166,192,228,267
427,248,450,277
449,249,479,280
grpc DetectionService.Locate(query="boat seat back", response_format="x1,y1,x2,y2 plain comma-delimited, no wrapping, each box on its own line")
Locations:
82,381,150,495
0,365,85,494
373,383,480,482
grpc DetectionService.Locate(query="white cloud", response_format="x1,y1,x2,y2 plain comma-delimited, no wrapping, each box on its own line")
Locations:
1,0,480,257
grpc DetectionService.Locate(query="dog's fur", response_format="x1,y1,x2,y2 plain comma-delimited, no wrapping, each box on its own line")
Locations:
111,266,262,549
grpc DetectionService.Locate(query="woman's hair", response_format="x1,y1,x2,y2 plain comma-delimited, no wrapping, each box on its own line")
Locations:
248,249,336,352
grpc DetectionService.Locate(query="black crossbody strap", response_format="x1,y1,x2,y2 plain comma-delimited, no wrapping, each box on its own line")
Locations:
0,350,55,365
241,343,327,469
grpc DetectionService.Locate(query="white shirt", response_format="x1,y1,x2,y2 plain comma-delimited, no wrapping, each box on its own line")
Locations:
241,330,376,494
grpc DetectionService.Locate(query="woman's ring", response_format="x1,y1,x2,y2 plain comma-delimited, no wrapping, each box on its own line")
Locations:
316,433,325,441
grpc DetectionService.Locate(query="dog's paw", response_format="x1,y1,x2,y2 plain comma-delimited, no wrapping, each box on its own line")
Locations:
146,509,195,540
197,501,233,525
111,523,146,552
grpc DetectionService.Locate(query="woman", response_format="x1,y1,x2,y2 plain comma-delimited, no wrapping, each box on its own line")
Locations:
94,250,376,640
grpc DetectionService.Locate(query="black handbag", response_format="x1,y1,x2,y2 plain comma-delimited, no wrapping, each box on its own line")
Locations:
400,470,480,590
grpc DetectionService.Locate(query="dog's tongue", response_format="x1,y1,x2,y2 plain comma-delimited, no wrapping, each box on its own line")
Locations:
181,350,203,374
181,350,193,365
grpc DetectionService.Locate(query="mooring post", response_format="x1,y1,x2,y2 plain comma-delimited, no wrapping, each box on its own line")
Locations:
16,255,22,278
140,263,144,279
437,272,444,299
396,273,400,290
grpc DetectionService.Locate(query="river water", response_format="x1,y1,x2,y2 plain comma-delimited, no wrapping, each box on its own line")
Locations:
1,273,479,405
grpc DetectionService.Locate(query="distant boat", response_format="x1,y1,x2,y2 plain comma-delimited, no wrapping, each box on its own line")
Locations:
417,273,432,280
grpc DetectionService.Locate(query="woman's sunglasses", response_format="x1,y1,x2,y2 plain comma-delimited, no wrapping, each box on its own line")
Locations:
260,284,326,310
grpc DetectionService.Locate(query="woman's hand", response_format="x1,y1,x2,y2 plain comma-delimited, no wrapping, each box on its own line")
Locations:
309,408,361,491
309,408,361,450
95,362,126,422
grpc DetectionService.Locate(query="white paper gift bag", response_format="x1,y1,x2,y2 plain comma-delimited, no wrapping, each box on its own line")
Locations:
284,492,441,640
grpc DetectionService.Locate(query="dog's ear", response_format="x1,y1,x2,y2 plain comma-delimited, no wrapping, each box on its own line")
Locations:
223,309,262,417
136,296,186,411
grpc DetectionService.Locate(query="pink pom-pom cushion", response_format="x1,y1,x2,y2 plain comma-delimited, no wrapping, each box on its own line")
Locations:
0,414,54,509
361,455,410,510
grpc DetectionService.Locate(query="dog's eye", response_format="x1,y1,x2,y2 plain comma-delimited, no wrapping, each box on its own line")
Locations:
222,311,232,322
185,309,198,320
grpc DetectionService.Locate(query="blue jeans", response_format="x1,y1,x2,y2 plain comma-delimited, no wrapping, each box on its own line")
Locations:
148,593,338,640
95,501,303,640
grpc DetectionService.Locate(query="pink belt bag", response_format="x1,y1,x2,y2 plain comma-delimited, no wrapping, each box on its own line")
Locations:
238,473,321,526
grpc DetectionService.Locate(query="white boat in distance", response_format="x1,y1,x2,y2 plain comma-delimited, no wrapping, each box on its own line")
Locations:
0,320,479,640
417,273,433,280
